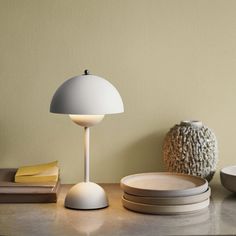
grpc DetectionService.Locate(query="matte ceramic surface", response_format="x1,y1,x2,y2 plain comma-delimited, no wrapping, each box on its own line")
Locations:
221,165,236,176
122,196,210,215
123,187,211,205
220,166,236,192
121,172,208,197
163,121,218,182
64,182,108,210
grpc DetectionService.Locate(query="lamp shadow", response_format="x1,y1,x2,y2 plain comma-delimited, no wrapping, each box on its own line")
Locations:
120,130,166,177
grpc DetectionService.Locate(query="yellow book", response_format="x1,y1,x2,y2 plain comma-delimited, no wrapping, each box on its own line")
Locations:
15,161,59,183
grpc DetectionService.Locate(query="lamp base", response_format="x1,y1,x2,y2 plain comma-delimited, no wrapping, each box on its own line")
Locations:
64,182,109,210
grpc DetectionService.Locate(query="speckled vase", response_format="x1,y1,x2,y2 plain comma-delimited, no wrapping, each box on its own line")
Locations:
163,120,218,182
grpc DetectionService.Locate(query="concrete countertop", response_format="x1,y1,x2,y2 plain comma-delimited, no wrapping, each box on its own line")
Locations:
0,183,235,235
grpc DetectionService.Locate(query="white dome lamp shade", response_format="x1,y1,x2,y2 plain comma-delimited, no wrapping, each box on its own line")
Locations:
50,70,124,210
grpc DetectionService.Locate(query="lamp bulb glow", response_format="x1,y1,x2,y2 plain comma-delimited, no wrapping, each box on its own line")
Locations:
69,115,104,127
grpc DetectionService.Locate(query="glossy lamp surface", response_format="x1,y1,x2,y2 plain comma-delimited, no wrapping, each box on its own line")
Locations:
50,70,124,210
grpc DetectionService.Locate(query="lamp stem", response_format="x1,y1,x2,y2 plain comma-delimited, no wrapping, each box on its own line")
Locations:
84,127,90,182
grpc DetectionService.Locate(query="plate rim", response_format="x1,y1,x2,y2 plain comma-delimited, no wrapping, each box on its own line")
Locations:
123,187,211,205
120,172,208,197
122,196,210,215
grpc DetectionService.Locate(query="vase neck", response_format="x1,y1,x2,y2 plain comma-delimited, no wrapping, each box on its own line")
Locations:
181,120,203,128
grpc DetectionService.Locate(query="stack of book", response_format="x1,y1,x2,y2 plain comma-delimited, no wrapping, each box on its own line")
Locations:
0,161,60,203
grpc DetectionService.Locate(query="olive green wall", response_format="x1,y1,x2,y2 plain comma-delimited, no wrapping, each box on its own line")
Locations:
0,0,235,183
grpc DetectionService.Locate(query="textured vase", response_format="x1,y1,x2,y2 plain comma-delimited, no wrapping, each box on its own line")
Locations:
163,121,218,182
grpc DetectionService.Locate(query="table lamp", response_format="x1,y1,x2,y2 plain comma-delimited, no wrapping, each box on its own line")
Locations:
50,70,124,210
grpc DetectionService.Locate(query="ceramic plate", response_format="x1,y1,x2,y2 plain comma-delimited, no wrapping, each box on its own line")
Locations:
120,172,208,197
123,187,211,205
122,197,210,215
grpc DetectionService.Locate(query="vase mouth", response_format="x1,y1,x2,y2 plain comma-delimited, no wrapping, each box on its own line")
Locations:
181,120,203,128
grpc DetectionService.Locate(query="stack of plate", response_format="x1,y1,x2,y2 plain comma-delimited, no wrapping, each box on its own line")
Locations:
120,172,210,215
